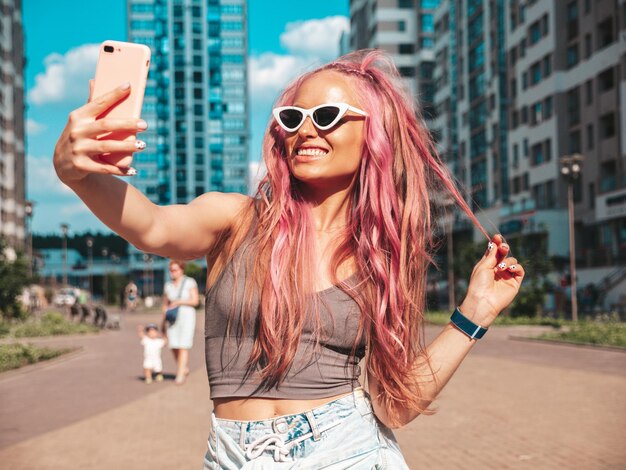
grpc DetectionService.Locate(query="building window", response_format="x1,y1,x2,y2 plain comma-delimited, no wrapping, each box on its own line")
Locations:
529,20,541,45
421,14,434,33
587,124,594,150
399,0,413,8
544,96,553,119
567,87,580,127
544,139,552,162
398,21,406,32
568,130,581,153
566,43,579,68
531,142,544,166
585,79,593,105
520,105,528,124
598,67,615,92
530,61,542,85
600,113,616,139
543,54,551,77
597,18,614,49
399,43,414,54
531,102,542,125
584,34,592,58
567,1,578,40
398,67,414,77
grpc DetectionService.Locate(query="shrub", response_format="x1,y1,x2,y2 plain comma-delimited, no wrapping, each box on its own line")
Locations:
11,312,98,338
0,343,72,373
540,321,626,348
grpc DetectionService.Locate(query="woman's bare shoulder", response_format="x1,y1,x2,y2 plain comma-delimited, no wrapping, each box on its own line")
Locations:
187,192,254,229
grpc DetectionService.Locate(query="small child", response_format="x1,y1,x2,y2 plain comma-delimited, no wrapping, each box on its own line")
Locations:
137,323,166,384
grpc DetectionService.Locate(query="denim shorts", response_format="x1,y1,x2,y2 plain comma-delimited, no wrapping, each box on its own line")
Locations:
203,388,409,469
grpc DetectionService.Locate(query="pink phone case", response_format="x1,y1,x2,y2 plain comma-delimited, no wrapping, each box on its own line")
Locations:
92,40,151,143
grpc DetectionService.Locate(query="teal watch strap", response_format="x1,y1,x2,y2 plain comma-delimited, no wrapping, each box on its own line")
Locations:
450,307,488,339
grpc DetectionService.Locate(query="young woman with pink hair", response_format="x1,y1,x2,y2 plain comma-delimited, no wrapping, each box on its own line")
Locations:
54,50,524,468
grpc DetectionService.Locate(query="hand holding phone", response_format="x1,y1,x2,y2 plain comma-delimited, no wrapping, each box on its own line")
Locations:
53,40,151,183
91,40,151,163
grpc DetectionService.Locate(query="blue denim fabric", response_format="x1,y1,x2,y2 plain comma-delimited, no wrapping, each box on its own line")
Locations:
203,389,409,469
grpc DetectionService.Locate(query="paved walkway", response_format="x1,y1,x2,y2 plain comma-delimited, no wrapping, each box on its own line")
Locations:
0,310,624,469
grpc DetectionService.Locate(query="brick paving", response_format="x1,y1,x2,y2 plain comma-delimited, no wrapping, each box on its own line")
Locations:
0,310,624,469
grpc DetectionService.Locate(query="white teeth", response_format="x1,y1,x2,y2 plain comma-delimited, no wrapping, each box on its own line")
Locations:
296,148,328,156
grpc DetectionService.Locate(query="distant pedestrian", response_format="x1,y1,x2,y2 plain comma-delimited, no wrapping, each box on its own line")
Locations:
124,280,139,311
162,260,199,385
137,323,166,384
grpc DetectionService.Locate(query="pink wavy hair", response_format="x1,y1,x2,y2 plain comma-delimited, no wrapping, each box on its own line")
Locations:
211,50,488,425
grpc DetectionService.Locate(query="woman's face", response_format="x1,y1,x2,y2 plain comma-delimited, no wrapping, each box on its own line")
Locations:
282,71,366,189
168,262,183,281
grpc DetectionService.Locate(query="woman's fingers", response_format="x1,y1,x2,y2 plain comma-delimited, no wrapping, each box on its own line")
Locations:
75,118,147,138
496,257,518,271
482,234,509,265
74,82,132,120
74,154,132,177
74,138,145,157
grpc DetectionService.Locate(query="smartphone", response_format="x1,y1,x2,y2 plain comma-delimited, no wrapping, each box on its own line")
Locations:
92,40,151,143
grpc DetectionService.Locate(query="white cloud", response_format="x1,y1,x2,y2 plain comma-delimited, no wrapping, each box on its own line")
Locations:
29,43,99,106
26,119,46,136
248,16,349,163
280,16,349,60
27,154,73,197
249,53,318,106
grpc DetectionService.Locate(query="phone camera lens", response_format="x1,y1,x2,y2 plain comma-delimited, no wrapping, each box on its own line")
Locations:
104,45,114,53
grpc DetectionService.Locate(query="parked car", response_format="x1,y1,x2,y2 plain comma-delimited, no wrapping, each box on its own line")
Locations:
52,288,80,307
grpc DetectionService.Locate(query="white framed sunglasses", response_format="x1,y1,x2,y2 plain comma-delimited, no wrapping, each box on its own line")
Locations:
272,102,368,132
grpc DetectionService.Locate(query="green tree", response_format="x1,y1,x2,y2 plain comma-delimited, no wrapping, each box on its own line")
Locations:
0,238,32,319
184,262,206,293
450,233,553,317
105,272,128,306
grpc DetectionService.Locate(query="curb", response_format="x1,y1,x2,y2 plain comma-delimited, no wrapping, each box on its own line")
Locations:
509,335,626,353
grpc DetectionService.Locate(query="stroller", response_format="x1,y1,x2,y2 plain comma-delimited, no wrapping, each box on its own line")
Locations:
94,305,109,328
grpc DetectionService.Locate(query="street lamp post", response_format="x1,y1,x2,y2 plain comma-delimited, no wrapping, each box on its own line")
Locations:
60,223,69,286
86,237,94,306
560,153,584,322
24,201,33,277
446,207,455,312
102,247,108,305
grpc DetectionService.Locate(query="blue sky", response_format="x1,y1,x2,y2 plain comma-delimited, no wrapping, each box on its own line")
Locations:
23,0,348,234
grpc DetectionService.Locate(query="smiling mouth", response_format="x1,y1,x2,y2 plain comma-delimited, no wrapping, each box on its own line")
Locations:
295,148,329,157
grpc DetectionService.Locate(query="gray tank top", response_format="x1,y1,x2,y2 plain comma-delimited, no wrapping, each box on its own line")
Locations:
204,239,365,399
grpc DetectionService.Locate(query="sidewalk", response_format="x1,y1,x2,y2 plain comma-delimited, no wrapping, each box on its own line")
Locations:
0,312,624,469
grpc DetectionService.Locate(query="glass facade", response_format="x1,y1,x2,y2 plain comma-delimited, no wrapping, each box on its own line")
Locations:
128,0,248,204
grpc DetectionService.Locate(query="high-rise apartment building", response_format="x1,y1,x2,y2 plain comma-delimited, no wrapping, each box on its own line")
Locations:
432,0,510,232
502,0,625,268
349,0,626,300
349,0,440,119
128,0,248,206
0,0,26,248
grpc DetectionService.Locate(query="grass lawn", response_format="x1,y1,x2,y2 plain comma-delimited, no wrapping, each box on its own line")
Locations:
0,312,99,339
539,321,626,349
425,311,563,328
0,343,74,373
426,311,626,349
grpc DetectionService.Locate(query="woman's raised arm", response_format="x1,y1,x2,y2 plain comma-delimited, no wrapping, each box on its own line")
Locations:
53,82,250,259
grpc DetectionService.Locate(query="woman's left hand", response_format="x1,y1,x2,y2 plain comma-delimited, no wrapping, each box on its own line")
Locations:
459,234,525,327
